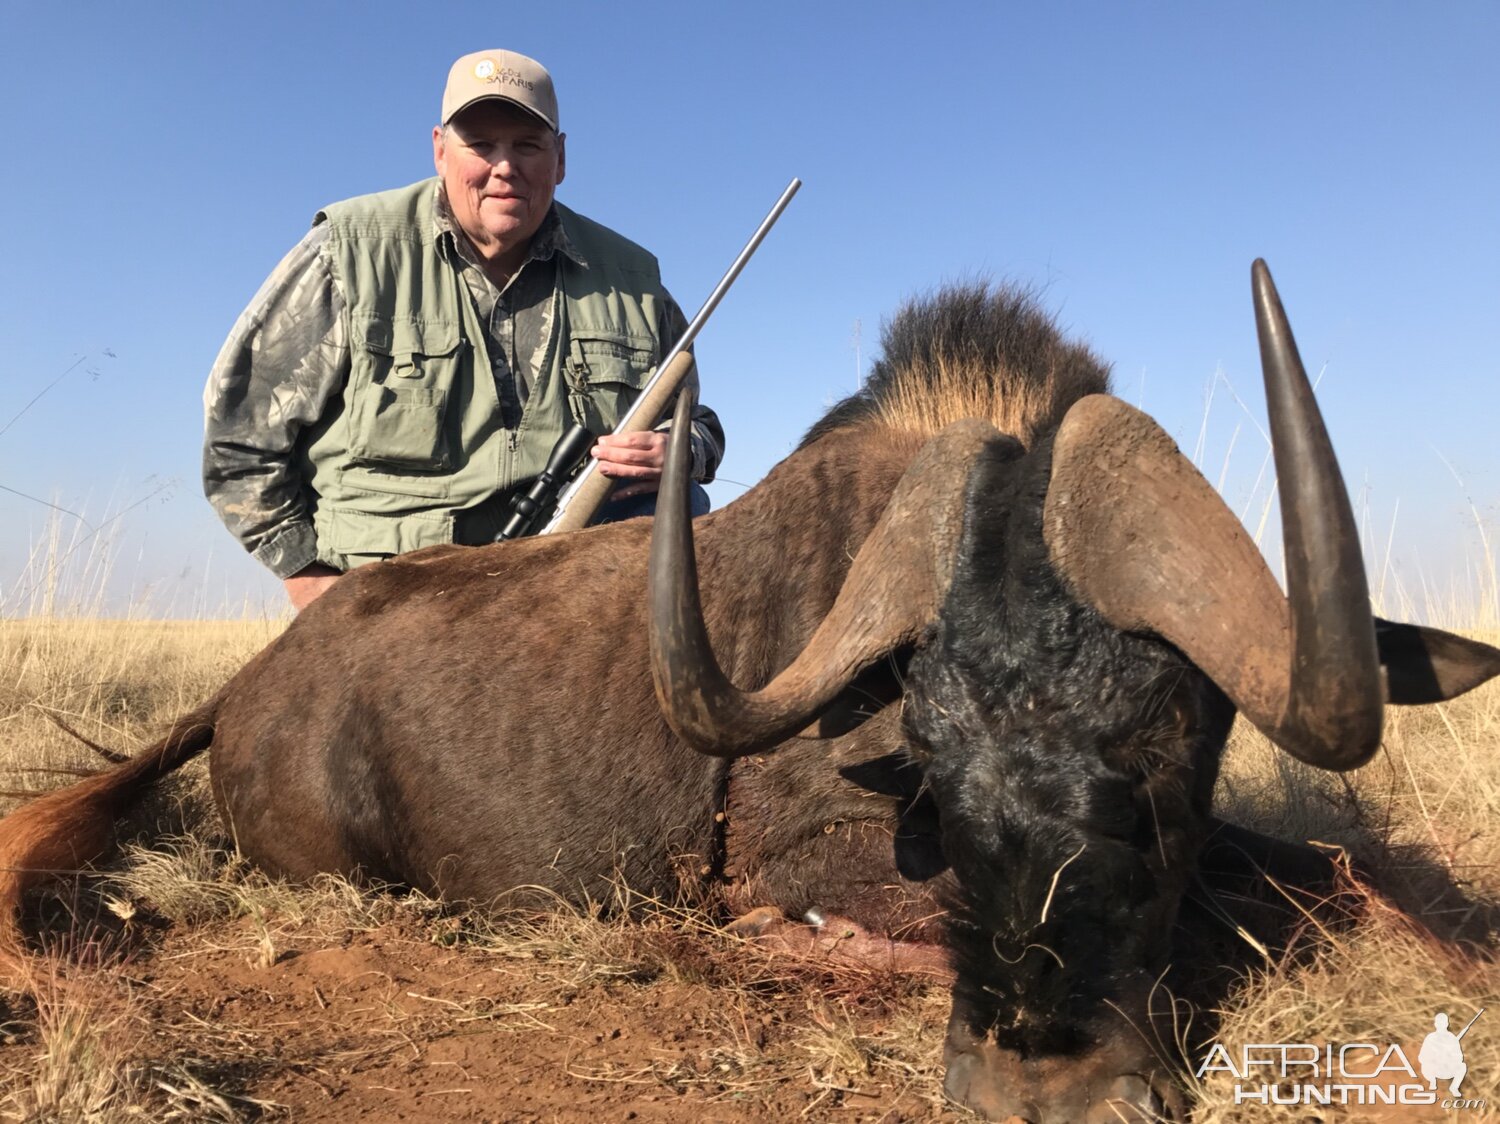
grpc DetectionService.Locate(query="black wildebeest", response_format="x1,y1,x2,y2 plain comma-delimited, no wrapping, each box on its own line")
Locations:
2,262,1497,1122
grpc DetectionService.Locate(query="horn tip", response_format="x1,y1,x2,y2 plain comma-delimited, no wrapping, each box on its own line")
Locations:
1252,258,1274,295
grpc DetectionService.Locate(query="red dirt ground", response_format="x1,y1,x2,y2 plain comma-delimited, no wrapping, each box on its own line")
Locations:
2,909,963,1123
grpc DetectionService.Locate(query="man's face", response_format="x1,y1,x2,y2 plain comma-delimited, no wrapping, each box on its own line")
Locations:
433,100,566,263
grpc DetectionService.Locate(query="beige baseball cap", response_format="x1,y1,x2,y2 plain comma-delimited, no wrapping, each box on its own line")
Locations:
441,49,559,130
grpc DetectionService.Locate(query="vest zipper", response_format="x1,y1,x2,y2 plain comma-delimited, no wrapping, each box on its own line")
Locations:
565,354,591,428
501,427,519,495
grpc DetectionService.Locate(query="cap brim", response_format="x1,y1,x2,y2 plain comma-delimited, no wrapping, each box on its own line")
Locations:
444,94,557,131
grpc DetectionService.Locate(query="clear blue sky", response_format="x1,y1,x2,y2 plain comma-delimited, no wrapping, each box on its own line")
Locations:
2,2,1496,617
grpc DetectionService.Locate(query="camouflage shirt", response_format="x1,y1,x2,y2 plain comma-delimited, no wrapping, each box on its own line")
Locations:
203,188,725,579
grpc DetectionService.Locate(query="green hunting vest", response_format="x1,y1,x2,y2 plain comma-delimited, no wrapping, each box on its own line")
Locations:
302,179,671,567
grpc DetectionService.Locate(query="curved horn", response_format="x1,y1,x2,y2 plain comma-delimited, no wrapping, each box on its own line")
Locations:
1252,259,1382,765
1043,262,1382,770
649,393,1001,757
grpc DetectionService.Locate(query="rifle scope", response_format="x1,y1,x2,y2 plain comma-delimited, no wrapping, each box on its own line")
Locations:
495,422,597,541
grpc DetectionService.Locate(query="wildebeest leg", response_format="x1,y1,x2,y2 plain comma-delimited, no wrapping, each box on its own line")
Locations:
721,722,952,947
1198,817,1348,894
1179,817,1359,1000
209,671,375,883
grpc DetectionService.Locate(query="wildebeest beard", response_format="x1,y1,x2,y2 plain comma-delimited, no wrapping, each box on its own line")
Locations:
905,438,1235,1056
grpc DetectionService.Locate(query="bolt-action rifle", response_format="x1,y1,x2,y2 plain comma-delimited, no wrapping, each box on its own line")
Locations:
495,177,801,540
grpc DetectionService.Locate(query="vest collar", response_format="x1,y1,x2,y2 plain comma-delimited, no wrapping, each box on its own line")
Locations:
432,183,588,272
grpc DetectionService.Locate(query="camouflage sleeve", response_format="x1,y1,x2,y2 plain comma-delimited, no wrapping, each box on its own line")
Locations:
202,224,348,579
652,289,726,484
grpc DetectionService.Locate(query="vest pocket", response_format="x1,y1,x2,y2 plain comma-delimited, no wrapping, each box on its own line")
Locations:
348,317,464,473
567,332,656,433
317,506,454,564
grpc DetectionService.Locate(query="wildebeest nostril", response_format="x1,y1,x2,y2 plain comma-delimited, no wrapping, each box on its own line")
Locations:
943,1045,1044,1122
942,1048,979,1099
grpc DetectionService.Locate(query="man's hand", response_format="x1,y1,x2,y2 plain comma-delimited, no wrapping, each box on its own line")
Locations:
591,431,669,499
284,563,342,612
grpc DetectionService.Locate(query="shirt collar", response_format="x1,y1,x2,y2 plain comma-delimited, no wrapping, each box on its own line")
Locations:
432,182,587,271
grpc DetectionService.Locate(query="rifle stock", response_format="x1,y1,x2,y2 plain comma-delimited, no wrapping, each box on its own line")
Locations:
542,350,698,534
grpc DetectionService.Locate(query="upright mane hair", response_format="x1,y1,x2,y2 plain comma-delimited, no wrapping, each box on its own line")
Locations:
801,281,1112,448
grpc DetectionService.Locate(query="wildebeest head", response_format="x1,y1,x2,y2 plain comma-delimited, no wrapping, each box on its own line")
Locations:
648,263,1500,1122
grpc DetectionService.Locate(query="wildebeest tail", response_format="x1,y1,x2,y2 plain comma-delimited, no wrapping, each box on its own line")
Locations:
0,695,220,955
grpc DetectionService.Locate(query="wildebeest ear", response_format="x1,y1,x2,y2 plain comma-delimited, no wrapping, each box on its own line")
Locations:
1375,617,1500,704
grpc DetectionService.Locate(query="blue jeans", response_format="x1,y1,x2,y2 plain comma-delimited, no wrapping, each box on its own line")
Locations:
593,482,711,525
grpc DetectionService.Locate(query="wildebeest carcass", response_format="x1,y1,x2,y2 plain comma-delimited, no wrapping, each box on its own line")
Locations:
2,261,1497,1121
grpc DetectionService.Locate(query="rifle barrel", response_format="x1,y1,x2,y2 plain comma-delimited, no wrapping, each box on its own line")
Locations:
1456,1007,1485,1039
538,177,801,535
613,176,801,433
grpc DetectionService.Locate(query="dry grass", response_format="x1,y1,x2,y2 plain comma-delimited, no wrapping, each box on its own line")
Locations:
2,954,280,1122
0,617,279,841
1190,675,1500,1122
0,609,1496,1119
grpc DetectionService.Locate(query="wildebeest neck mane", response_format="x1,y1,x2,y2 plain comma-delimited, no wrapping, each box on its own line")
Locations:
801,282,1112,449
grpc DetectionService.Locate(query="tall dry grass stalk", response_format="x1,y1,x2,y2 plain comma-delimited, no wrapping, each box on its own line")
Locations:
0,616,279,845
1,951,271,1121
4,965,146,1123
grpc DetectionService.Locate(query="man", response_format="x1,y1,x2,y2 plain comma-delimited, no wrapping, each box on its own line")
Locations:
204,49,723,610
1419,1011,1470,1097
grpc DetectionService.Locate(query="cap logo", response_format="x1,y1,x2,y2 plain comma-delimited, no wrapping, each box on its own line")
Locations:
473,59,497,79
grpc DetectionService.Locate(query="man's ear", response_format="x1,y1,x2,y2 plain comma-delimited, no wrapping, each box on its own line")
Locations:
555,131,567,186
1375,617,1500,704
432,125,447,177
